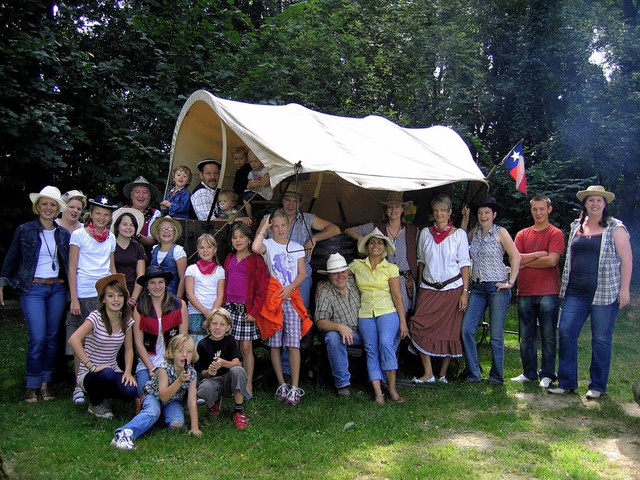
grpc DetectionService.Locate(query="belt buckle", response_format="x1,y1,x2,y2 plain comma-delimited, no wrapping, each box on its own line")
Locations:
434,282,444,289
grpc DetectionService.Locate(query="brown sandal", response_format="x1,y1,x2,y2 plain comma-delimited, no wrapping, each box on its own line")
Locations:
25,388,38,403
40,386,55,401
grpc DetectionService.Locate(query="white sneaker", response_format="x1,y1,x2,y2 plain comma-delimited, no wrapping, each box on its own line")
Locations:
438,376,448,384
196,397,206,405
510,374,534,383
111,429,136,450
539,377,553,388
275,383,290,401
286,386,305,405
586,389,603,400
88,401,114,419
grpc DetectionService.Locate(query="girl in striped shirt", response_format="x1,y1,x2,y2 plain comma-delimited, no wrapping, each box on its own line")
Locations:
68,273,138,419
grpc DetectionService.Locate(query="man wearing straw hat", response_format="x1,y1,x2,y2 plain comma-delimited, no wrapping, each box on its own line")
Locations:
123,176,162,262
315,253,362,397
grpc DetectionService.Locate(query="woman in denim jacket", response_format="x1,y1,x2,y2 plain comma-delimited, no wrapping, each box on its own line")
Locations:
0,186,71,403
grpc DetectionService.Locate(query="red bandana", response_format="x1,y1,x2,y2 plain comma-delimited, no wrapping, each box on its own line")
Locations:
196,260,218,275
86,223,109,243
430,220,453,245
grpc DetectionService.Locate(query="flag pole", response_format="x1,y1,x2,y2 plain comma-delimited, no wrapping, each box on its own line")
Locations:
484,138,524,181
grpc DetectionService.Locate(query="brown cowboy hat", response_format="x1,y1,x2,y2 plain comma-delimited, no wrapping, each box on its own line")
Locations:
378,191,412,208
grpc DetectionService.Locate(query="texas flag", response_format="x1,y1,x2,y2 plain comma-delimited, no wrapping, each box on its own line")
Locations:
503,141,527,194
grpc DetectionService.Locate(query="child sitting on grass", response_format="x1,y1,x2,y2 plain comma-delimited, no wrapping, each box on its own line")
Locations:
160,165,192,219
194,307,249,429
68,274,138,419
111,334,201,450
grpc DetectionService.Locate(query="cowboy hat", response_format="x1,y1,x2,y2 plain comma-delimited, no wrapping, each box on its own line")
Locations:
470,195,504,220
88,195,119,210
122,176,161,202
576,185,615,203
150,216,183,243
95,273,128,299
318,253,351,275
357,227,396,257
136,265,174,286
196,158,222,172
378,191,412,208
111,207,145,236
282,184,303,201
29,186,67,214
61,189,87,209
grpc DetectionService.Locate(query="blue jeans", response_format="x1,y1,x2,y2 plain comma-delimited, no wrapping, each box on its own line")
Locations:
358,312,400,382
136,368,152,396
20,282,67,389
116,394,185,440
83,368,138,405
517,295,559,381
557,295,619,393
461,282,511,383
324,330,363,388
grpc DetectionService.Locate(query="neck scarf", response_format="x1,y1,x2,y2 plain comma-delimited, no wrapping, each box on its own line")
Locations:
196,259,218,275
86,222,109,243
430,220,453,245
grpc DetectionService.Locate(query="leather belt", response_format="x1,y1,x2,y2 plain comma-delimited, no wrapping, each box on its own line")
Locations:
32,277,64,284
423,274,461,290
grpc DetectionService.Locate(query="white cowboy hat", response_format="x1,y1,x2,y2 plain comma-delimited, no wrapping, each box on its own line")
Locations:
357,227,395,257
61,189,87,209
29,186,67,214
111,207,146,236
318,253,351,275
576,185,615,203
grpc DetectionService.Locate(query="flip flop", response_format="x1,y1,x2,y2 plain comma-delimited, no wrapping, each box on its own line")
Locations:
374,394,385,405
390,394,405,404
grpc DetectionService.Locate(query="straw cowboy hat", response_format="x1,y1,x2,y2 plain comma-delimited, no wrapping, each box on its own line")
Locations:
470,195,504,221
61,189,87,209
282,184,303,201
357,227,396,257
378,191,412,208
318,253,351,275
576,185,615,203
196,158,222,172
122,176,161,202
136,265,174,286
29,186,67,214
95,273,128,298
150,216,183,243
111,207,145,236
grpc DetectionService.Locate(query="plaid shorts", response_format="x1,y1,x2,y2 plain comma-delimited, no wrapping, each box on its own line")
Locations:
225,302,260,342
266,300,302,349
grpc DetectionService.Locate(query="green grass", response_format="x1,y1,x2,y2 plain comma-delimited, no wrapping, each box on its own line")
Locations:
1,302,639,480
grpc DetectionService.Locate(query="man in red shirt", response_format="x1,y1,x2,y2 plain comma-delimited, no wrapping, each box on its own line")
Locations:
511,195,565,388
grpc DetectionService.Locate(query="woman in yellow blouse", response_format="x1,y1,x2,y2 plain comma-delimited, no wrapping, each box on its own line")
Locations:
350,228,408,405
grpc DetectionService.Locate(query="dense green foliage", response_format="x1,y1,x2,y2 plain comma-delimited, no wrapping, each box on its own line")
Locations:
1,0,639,247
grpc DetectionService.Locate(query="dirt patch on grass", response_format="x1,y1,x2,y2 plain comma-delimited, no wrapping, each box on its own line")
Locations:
445,432,494,450
590,436,640,478
621,402,640,418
